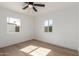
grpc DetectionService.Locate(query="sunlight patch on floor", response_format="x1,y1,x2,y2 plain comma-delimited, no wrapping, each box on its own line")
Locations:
20,45,38,53
20,45,51,56
30,47,51,56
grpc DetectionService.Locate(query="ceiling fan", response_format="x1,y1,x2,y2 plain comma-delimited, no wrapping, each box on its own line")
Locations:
22,2,45,12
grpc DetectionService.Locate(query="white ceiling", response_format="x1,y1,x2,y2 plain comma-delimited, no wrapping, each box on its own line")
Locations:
0,2,78,16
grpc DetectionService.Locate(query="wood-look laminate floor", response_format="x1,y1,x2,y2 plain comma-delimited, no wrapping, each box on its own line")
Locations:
0,39,78,56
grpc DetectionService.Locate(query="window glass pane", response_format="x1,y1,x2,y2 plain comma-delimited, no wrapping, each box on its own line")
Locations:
49,26,52,32
44,20,49,26
44,20,49,32
7,23,16,32
49,20,53,26
49,20,53,32
45,26,49,32
15,26,20,32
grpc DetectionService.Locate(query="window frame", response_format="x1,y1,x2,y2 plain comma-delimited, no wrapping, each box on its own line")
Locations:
44,20,53,32
7,17,20,32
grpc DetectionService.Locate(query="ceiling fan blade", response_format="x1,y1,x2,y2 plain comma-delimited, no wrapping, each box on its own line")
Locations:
33,7,37,12
34,4,45,7
23,5,28,9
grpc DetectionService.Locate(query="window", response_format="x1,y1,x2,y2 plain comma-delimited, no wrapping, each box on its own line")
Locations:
7,17,20,32
44,20,53,32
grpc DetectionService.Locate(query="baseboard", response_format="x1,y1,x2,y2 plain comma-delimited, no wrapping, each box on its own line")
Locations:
33,39,78,52
1,39,78,53
0,39,33,48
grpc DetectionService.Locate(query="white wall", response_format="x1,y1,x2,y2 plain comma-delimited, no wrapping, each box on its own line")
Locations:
0,7,34,48
34,6,78,50
0,5,78,51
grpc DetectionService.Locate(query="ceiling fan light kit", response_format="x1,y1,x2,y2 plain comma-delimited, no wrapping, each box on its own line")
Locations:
28,5,33,8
